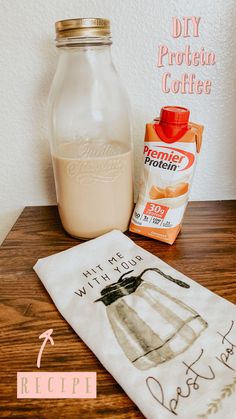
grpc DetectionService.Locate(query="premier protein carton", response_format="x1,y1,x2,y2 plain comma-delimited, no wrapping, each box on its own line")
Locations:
129,106,203,244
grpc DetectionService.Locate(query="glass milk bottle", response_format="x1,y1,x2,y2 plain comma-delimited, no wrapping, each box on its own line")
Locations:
48,18,133,239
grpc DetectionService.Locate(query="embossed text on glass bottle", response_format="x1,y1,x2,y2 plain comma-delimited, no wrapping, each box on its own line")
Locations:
48,18,133,238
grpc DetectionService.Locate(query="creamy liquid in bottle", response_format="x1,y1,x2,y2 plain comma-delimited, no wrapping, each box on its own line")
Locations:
52,141,133,238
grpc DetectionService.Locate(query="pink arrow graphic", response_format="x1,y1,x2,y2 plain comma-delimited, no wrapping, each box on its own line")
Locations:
37,329,54,369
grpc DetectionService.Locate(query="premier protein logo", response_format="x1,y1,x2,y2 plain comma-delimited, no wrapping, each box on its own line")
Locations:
144,145,195,171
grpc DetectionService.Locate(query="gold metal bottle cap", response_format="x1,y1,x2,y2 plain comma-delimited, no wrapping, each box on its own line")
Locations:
55,18,111,40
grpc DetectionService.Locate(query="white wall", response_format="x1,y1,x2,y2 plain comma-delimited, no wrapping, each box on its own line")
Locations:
1,0,236,243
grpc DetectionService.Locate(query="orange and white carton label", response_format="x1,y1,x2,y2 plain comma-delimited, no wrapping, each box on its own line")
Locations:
129,122,203,244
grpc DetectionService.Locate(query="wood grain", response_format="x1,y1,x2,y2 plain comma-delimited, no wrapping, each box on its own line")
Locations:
0,202,235,418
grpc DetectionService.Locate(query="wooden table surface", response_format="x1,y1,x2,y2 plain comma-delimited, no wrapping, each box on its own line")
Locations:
0,201,235,418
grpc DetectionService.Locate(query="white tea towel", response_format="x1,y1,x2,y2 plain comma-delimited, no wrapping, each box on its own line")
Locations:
34,230,236,419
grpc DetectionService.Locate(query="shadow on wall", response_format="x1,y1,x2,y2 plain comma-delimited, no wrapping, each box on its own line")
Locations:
0,208,22,245
213,4,236,197
32,35,58,205
132,107,147,201
226,7,236,188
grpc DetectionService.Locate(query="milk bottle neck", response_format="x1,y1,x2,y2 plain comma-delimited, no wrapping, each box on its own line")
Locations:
57,43,114,69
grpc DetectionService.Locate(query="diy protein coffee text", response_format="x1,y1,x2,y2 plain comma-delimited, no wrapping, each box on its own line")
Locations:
157,17,216,94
